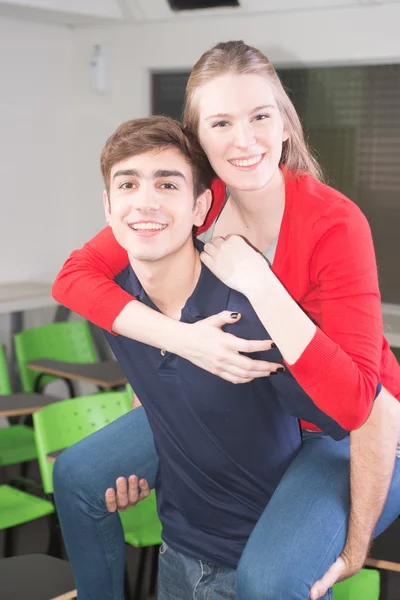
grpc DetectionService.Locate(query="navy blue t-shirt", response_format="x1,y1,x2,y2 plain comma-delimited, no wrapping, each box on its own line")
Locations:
105,245,347,568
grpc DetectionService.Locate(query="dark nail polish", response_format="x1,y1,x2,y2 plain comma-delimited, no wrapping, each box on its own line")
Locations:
271,342,277,348
230,312,239,319
276,367,285,373
270,371,278,376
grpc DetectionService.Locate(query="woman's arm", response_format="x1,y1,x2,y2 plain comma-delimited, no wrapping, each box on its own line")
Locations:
52,181,282,382
52,226,131,332
201,200,386,430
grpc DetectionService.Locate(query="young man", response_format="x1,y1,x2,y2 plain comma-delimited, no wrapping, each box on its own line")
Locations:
53,116,348,600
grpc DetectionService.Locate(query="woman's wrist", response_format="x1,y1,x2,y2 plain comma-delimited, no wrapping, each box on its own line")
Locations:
245,267,276,305
164,321,192,357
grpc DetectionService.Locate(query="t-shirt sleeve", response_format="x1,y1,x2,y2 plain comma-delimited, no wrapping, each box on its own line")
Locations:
52,226,131,332
287,199,383,430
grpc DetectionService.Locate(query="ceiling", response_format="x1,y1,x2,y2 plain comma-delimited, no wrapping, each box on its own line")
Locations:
0,0,393,27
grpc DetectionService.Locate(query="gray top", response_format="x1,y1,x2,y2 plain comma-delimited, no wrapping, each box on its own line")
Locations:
198,218,278,266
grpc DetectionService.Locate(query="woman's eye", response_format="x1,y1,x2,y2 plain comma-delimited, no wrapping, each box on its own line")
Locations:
160,183,178,190
212,120,230,128
254,114,270,121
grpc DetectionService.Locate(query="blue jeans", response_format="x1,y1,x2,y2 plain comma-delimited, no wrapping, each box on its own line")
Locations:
53,408,400,600
158,542,236,600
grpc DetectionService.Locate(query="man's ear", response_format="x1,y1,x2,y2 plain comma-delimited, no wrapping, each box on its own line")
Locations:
103,190,111,223
193,188,212,228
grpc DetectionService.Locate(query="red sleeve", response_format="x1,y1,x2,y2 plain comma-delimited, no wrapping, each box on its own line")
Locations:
52,178,226,332
289,199,383,430
52,226,131,331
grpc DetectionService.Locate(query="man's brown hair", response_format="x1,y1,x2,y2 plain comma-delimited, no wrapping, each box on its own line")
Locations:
101,115,214,197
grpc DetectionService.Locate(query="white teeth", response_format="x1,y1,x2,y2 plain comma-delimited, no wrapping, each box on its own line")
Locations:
230,155,263,168
130,223,167,231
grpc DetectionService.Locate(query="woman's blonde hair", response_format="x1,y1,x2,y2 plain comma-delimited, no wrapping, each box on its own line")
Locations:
183,41,323,181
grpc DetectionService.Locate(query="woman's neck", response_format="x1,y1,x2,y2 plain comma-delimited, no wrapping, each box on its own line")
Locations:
217,167,286,250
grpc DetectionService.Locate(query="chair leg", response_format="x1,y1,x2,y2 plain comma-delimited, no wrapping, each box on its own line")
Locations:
4,527,14,557
132,546,149,600
47,511,63,558
148,545,159,597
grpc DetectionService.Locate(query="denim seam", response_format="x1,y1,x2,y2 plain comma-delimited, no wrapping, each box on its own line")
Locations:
193,560,205,600
94,517,124,600
310,513,347,600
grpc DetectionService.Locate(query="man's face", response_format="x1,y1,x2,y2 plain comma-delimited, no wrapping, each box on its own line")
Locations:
104,147,210,263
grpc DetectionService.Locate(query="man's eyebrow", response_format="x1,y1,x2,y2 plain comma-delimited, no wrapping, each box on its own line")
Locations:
154,169,186,182
112,168,142,180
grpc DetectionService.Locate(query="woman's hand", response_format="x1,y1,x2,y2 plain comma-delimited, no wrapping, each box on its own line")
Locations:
200,235,269,297
176,311,283,384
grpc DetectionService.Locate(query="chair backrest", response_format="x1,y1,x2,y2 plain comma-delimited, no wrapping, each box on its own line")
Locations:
14,321,97,392
33,391,131,493
0,345,12,395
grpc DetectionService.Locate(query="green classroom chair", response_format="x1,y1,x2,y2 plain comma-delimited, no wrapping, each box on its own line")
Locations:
0,345,37,467
0,484,55,556
33,391,162,597
14,321,97,395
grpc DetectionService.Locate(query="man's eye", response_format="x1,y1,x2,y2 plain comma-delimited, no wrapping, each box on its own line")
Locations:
119,182,135,189
212,120,230,128
160,183,178,190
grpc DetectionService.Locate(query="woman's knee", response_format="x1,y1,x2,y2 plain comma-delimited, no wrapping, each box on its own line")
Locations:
236,547,310,600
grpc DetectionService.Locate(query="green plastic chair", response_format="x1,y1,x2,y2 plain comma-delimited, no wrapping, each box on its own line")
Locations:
333,568,380,599
14,321,97,394
0,345,37,467
33,392,162,597
33,391,131,494
0,484,55,556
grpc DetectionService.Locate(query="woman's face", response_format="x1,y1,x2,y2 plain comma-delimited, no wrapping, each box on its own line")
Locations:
197,73,288,192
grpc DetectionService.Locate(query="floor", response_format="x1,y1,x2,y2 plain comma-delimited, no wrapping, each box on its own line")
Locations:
1,462,399,600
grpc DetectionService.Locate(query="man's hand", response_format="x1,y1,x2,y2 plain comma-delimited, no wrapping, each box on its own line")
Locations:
310,551,365,599
105,475,151,512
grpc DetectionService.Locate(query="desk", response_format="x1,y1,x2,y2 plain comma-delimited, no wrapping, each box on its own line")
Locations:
0,393,59,418
27,359,127,390
0,554,76,600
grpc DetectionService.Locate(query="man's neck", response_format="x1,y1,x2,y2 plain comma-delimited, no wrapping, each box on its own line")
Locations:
129,240,201,320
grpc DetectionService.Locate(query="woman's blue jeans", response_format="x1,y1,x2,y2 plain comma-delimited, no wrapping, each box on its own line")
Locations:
53,407,400,600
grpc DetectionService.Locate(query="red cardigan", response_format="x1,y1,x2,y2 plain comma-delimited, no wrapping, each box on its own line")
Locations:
53,175,400,431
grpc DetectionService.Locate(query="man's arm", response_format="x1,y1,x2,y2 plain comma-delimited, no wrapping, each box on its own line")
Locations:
311,387,400,599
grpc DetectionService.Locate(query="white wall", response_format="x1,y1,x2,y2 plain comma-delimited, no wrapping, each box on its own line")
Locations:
0,16,74,355
0,16,73,283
